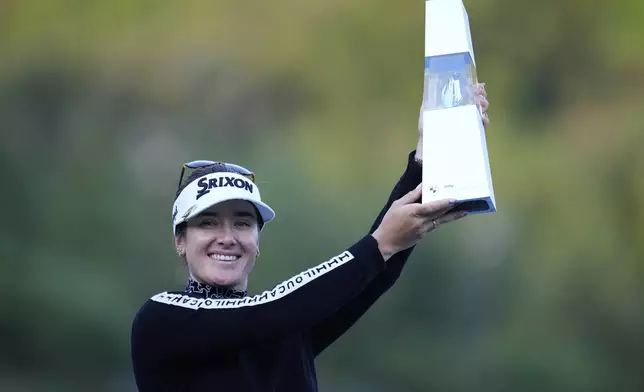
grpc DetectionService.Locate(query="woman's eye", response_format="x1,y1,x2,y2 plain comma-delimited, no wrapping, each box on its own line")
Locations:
235,221,251,228
199,219,218,227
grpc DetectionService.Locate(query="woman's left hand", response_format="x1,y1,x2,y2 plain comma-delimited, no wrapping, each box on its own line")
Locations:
415,82,490,164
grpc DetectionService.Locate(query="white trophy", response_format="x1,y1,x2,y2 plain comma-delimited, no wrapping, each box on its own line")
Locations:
422,0,496,214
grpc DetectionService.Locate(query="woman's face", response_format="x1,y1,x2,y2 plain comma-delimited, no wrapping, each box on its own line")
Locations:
175,199,260,291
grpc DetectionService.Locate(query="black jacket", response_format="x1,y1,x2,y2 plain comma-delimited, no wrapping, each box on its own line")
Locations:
131,151,422,391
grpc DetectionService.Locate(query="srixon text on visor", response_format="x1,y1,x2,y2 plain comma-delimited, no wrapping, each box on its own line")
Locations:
196,176,254,200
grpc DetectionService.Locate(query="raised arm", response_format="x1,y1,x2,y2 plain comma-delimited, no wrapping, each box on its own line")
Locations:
308,86,489,356
308,152,432,355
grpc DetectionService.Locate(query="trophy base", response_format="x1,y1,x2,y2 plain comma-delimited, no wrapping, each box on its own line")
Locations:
449,197,495,214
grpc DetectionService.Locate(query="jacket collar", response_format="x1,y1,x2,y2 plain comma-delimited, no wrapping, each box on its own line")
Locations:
184,277,247,299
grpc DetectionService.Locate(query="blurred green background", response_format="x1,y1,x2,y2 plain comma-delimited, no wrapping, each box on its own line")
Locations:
1,0,643,391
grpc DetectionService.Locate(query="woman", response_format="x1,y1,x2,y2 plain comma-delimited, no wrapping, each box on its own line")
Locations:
131,86,490,391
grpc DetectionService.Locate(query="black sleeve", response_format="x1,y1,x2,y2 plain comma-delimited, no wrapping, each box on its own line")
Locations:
308,151,422,356
131,235,385,366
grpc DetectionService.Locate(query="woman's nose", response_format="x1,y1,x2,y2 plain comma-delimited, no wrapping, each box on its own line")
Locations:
216,225,237,245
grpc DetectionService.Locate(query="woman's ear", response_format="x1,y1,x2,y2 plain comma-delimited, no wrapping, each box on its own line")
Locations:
175,233,186,256
175,234,184,248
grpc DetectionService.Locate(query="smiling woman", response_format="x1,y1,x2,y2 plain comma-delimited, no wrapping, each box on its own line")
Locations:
130,88,489,392
171,163,269,290
178,200,261,291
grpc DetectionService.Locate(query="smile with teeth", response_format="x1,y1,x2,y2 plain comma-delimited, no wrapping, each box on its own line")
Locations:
209,254,240,261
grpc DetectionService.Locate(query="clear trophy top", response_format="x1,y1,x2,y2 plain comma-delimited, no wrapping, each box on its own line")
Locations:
422,52,478,111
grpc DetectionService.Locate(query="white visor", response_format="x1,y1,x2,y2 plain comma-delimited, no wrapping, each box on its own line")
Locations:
172,172,275,235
